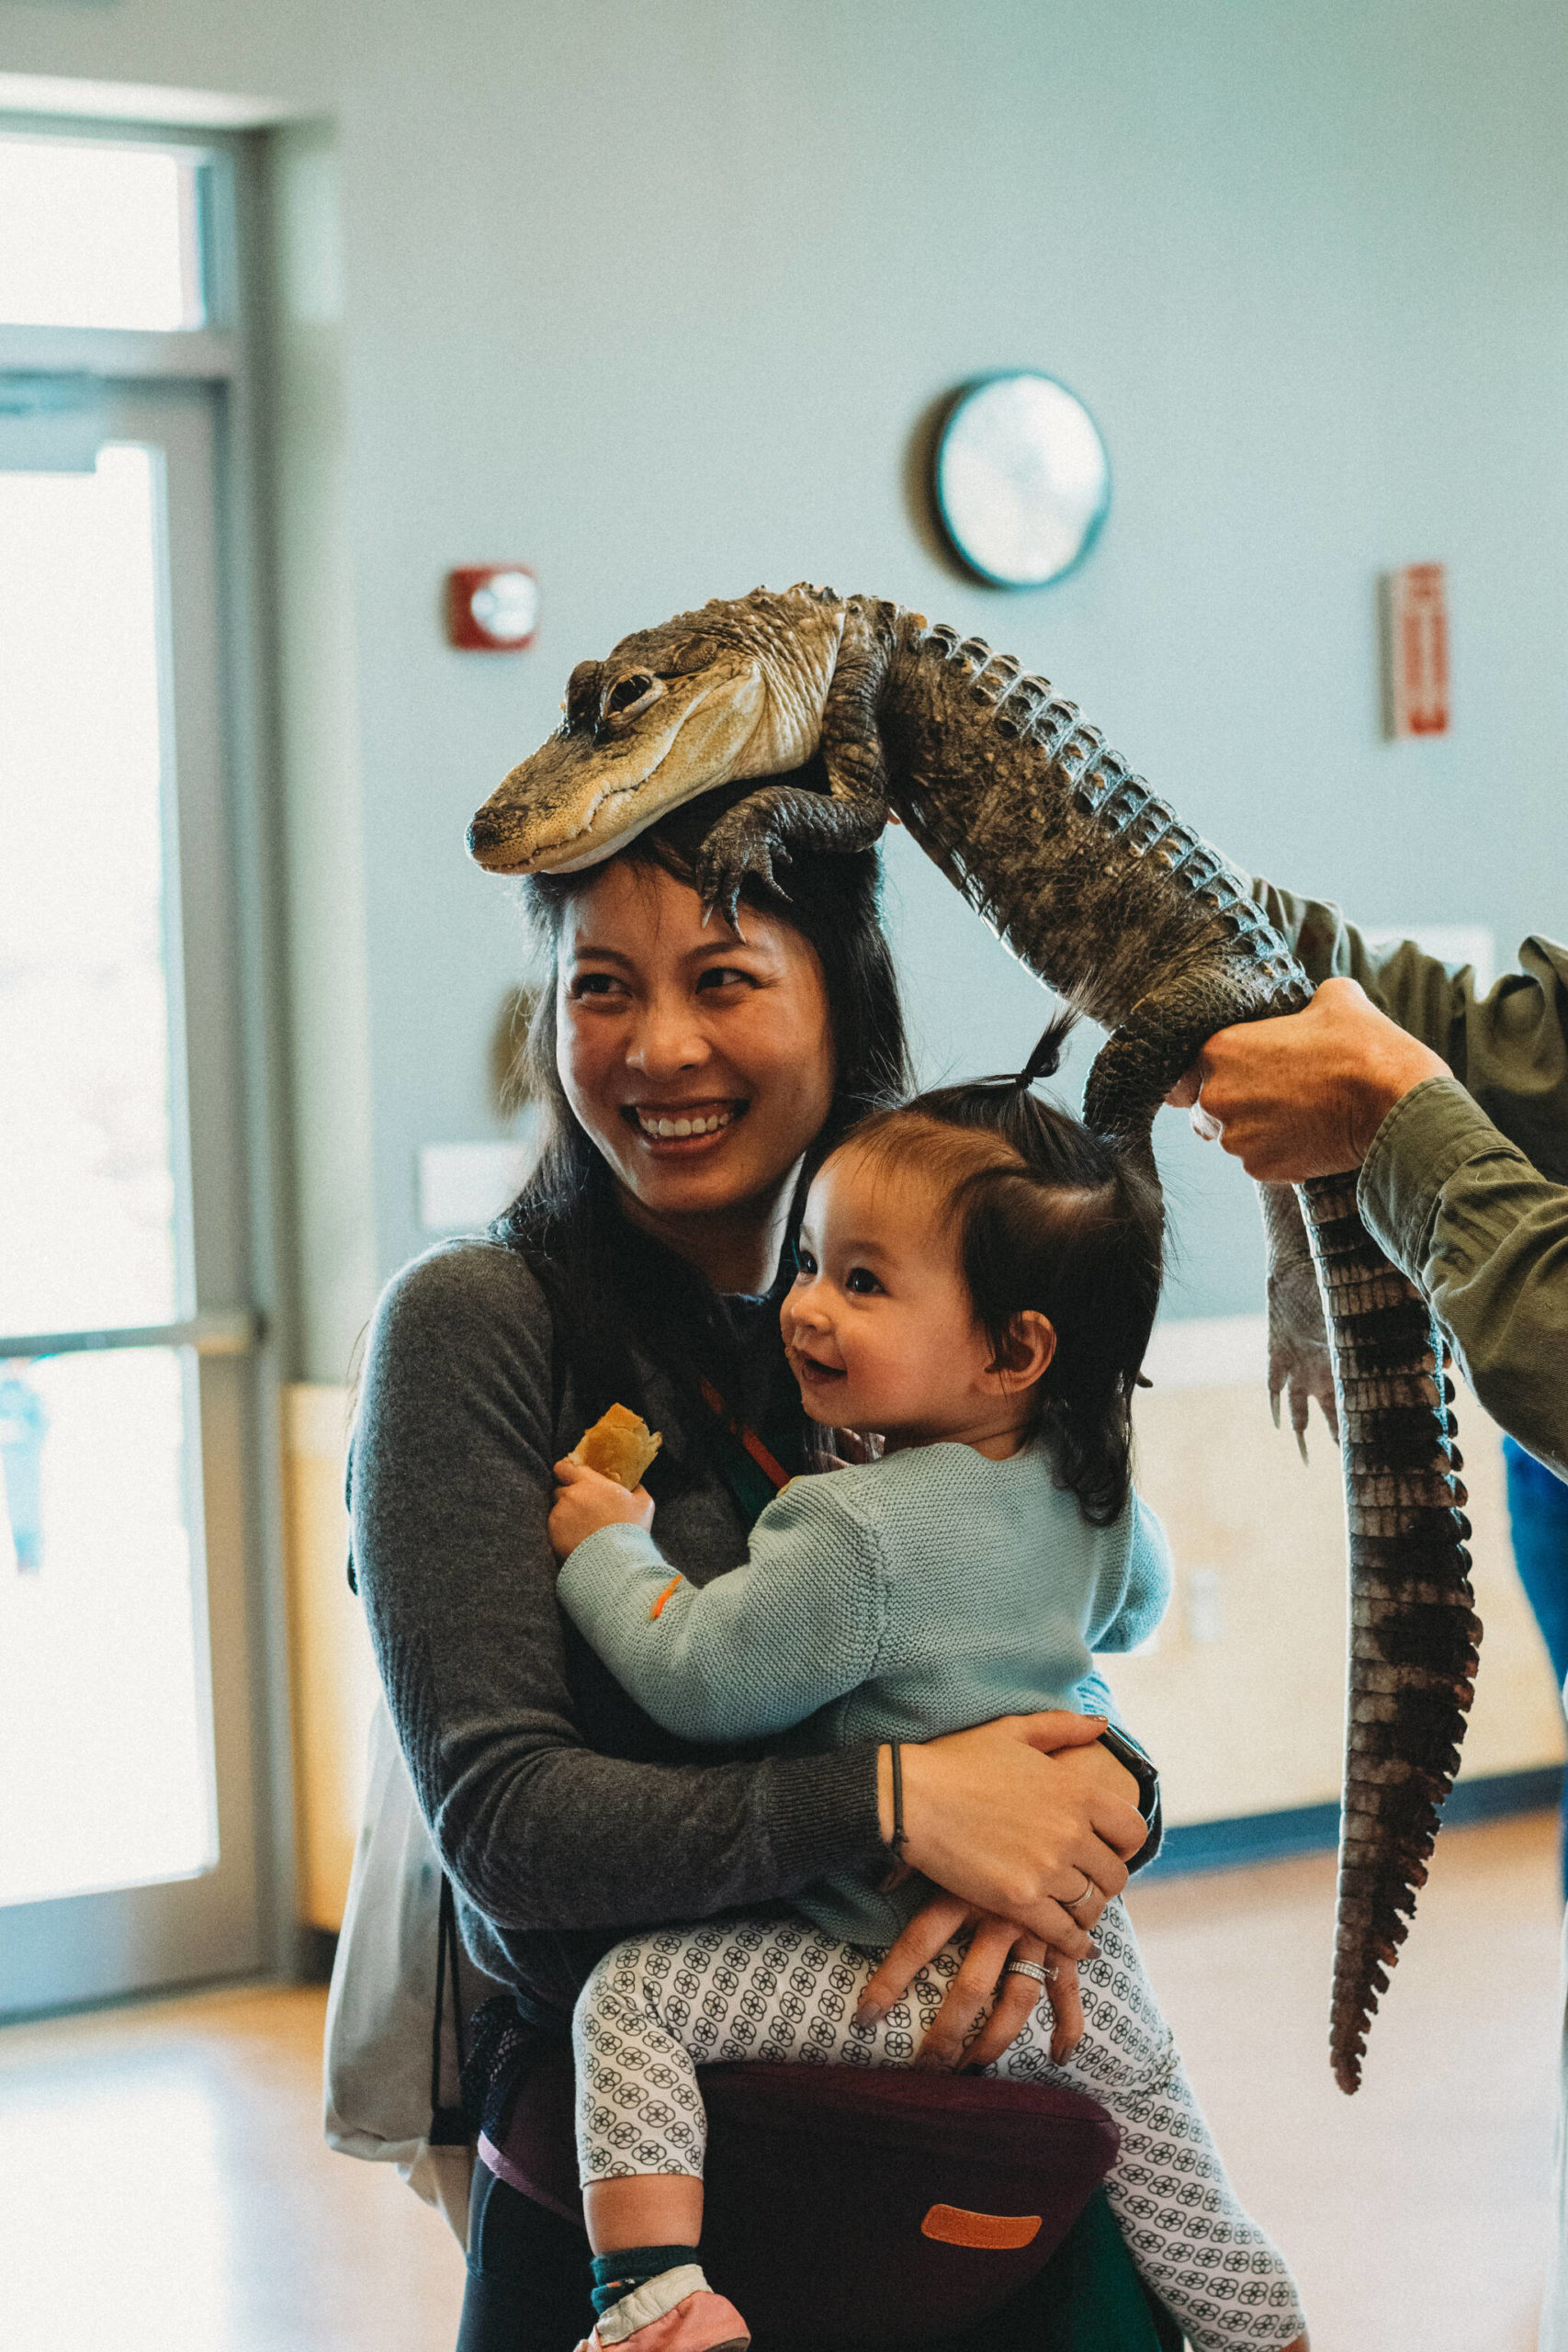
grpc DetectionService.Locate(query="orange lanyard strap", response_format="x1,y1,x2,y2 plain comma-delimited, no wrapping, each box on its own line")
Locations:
698,1376,792,1494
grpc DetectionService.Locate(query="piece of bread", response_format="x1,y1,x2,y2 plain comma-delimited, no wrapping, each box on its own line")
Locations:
569,1402,662,1489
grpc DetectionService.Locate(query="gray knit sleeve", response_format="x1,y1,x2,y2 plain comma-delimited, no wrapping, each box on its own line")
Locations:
350,1240,885,1948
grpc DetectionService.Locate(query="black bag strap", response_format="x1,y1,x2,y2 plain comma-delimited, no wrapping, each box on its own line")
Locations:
429,1873,471,2147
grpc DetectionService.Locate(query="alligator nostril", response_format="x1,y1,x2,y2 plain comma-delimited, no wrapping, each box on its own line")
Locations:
467,809,511,856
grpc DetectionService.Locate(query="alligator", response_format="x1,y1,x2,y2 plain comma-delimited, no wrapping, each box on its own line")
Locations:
468,582,1480,2093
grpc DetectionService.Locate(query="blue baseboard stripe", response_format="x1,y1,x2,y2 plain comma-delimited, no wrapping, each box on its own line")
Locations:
1142,1764,1564,1879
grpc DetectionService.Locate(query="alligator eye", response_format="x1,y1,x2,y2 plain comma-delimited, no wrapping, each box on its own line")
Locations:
606,672,658,715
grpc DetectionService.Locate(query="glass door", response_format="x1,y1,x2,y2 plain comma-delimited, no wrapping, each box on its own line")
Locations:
0,381,266,2012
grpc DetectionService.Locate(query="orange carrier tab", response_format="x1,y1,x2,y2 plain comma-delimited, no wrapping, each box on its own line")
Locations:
919,2204,1043,2251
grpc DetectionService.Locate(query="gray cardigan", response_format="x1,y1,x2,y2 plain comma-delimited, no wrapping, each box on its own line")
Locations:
349,1237,886,2020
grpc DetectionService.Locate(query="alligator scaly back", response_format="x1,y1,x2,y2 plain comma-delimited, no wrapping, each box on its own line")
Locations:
468,582,1483,2086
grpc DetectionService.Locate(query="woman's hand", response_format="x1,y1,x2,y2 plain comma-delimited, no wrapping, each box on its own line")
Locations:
855,1895,1085,2068
548,1457,654,1563
884,1713,1147,1956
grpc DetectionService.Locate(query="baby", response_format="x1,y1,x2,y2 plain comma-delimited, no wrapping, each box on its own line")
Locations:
548,1041,1308,2352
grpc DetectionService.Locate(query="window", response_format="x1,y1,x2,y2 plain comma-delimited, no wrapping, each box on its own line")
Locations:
0,119,273,2010
0,133,205,332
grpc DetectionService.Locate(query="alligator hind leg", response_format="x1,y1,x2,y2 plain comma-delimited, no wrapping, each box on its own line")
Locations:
1260,1178,1337,1455
1090,1005,1337,1455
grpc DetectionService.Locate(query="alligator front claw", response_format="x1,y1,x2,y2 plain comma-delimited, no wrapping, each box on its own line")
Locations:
693,813,789,928
692,780,889,927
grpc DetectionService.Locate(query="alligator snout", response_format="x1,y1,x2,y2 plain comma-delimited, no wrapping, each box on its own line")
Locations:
466,803,528,871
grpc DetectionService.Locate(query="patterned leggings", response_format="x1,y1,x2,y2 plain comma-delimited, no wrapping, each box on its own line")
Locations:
572,1901,1305,2352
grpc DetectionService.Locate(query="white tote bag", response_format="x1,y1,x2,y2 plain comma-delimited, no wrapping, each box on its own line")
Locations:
323,1691,488,2245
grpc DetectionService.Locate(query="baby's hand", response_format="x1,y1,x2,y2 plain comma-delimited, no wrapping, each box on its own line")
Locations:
549,1456,654,1562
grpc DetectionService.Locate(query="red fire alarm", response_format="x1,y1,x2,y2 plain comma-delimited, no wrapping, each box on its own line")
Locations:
447,566,539,651
1381,563,1450,738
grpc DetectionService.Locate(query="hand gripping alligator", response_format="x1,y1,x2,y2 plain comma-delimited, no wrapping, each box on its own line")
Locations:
468,583,1480,2091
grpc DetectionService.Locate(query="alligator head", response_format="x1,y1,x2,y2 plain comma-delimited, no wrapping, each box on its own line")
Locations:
468,585,846,874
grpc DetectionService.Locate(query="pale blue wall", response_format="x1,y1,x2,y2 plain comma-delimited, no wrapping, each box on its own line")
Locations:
8,0,1566,1365
342,0,1568,1331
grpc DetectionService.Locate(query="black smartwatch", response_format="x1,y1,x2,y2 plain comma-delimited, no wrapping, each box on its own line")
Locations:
1096,1724,1162,1872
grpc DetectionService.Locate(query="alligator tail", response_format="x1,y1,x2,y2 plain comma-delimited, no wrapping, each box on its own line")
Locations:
1303,1172,1481,2093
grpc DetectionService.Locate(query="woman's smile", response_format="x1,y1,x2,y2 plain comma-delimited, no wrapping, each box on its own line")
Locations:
623,1096,750,1148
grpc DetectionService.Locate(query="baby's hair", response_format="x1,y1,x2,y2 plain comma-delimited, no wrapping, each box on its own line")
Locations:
838,1012,1164,1526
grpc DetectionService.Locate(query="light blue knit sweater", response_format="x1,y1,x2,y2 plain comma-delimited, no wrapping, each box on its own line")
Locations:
558,1437,1172,1947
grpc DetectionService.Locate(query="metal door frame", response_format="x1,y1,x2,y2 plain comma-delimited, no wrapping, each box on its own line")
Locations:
0,119,297,2013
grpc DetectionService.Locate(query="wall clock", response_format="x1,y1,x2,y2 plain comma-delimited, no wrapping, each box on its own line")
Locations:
931,372,1110,589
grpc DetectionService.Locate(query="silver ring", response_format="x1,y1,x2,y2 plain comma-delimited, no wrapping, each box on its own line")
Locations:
1064,1873,1095,1914
1004,1958,1054,1985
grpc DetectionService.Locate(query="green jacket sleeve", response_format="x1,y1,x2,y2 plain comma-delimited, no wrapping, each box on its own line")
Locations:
1357,1079,1568,1478
556,1479,886,1745
1250,878,1568,1181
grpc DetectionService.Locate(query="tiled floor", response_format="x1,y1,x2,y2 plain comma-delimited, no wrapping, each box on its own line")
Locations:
0,1975,467,2351
1,1813,1562,2351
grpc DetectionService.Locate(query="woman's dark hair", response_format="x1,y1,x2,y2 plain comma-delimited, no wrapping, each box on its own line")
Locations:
840,1013,1164,1526
492,766,911,1487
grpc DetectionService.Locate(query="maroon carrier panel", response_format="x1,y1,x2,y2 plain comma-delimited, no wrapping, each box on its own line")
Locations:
489,2048,1119,2346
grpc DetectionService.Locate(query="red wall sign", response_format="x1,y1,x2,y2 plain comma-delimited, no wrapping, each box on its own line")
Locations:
1382,563,1450,738
447,566,539,651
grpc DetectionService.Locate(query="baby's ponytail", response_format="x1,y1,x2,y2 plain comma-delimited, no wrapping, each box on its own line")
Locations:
1009,1009,1077,1094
